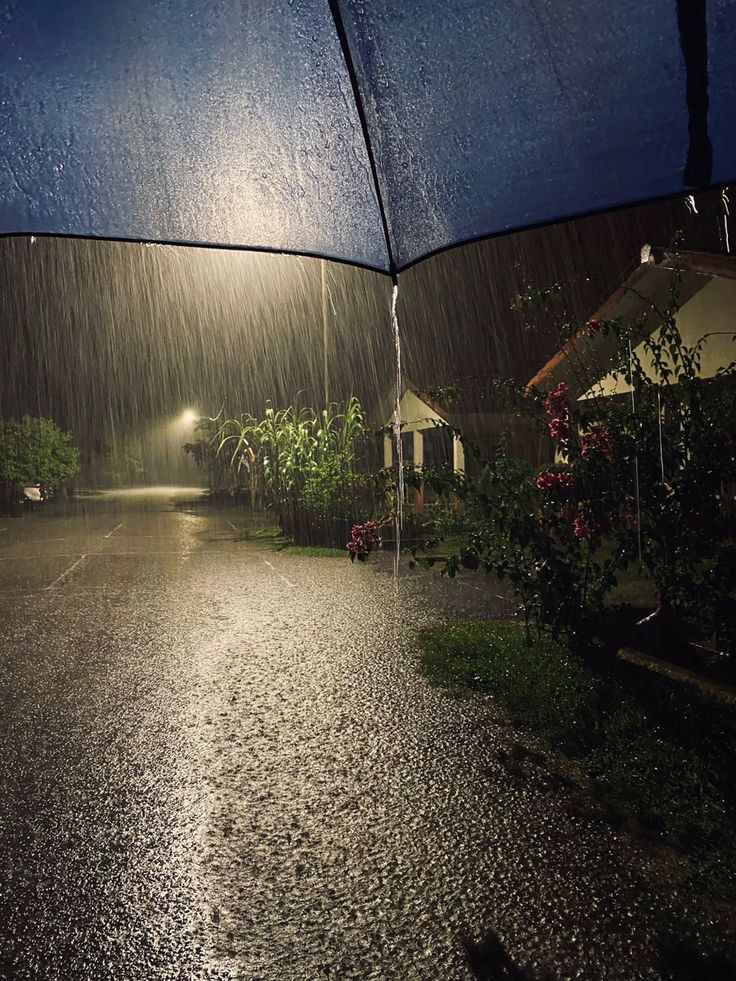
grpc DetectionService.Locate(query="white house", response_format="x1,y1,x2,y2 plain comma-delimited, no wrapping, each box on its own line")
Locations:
528,246,736,402
382,386,465,475
380,381,547,512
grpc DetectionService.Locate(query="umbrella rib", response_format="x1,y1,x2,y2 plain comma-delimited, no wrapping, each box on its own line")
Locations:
676,0,712,187
327,0,397,281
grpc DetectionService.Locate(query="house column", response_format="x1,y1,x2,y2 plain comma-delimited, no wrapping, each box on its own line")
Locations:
412,430,424,469
412,429,424,513
383,434,393,469
453,435,465,474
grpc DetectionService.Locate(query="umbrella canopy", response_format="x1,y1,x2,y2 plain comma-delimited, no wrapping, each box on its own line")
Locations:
1,0,735,275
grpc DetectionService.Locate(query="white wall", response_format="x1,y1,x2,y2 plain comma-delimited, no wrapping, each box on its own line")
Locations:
581,278,736,400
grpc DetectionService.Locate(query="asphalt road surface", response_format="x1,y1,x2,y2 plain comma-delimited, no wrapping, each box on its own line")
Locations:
0,489,721,980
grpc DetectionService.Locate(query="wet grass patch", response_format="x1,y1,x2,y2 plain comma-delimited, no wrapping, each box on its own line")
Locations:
417,621,736,901
249,525,345,558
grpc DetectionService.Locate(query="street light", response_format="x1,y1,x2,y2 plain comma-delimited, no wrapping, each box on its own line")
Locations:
181,409,198,425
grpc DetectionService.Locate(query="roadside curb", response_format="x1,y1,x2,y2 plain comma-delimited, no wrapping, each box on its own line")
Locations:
617,646,736,704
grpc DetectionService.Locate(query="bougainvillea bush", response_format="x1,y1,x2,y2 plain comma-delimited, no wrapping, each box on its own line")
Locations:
347,520,382,562
410,412,629,649
598,270,736,651
399,263,735,652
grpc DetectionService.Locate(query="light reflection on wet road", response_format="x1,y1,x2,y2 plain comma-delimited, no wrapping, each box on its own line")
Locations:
0,490,716,979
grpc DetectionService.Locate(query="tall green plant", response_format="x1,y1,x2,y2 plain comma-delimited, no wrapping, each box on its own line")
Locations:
302,397,368,518
215,396,369,526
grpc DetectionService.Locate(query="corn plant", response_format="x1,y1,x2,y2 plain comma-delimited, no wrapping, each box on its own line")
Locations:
215,395,369,528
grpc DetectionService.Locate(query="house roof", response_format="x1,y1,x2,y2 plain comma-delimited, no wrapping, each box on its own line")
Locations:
378,377,451,428
526,247,736,397
379,378,523,429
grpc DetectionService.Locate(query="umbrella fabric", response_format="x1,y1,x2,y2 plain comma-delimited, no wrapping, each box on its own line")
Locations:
1,0,735,274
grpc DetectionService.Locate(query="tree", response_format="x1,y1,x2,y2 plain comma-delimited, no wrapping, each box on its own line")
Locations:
0,415,80,497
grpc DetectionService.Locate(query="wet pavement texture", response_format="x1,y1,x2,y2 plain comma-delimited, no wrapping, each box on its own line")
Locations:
0,490,721,980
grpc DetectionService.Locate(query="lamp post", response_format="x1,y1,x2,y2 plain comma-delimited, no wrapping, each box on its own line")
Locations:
321,259,329,407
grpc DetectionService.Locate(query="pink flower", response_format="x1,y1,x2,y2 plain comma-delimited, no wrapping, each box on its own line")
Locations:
536,470,575,491
573,515,597,539
580,424,614,461
543,381,570,421
544,382,573,443
586,319,605,337
548,417,571,442
347,521,381,561
573,513,608,540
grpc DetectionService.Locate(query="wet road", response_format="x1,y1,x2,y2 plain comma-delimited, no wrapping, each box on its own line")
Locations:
0,490,717,979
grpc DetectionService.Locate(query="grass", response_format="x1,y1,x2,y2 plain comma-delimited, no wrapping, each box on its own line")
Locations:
417,621,736,901
249,525,345,558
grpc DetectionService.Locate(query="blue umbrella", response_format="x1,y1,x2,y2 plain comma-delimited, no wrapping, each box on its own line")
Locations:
1,0,734,276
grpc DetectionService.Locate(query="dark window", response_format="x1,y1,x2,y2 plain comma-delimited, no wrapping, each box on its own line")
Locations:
401,430,414,464
423,425,453,469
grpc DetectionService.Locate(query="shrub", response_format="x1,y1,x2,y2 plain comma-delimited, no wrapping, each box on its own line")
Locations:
183,416,248,496
410,260,736,650
0,415,79,494
412,444,623,649
301,454,368,519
